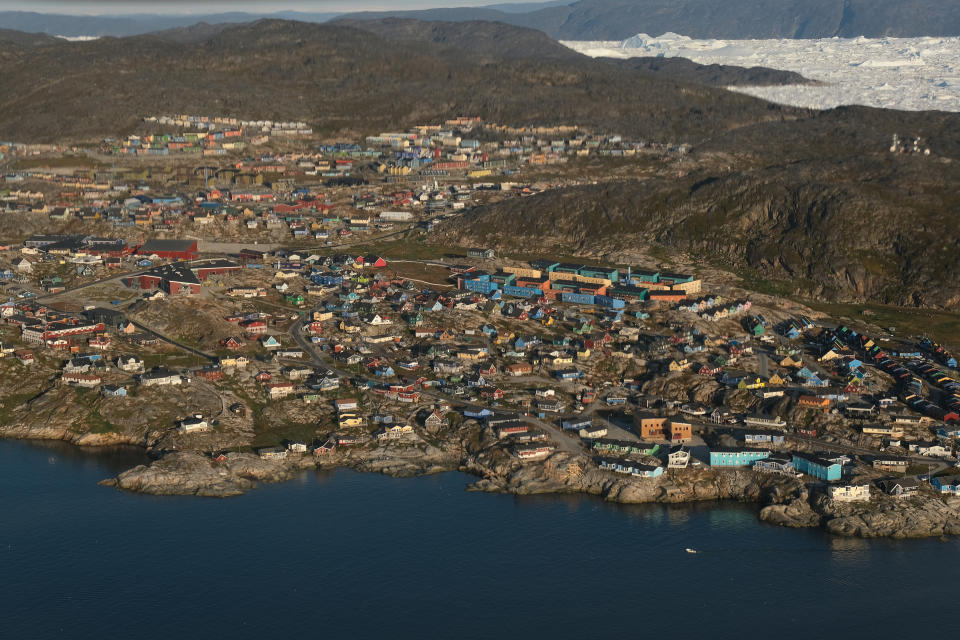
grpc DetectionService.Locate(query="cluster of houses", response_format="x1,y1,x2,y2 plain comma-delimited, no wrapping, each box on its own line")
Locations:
457,260,700,310
112,114,313,156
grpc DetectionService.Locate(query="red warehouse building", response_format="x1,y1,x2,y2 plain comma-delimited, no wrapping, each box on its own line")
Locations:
136,239,199,261
133,260,242,295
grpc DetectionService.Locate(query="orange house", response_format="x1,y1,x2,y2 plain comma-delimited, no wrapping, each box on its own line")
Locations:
635,414,667,439
798,395,831,411
667,421,693,442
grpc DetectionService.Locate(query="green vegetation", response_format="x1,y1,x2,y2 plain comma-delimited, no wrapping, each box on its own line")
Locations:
0,391,40,426
11,155,101,170
804,301,960,350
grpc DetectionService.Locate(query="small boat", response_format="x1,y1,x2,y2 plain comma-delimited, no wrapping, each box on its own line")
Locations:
685,548,698,554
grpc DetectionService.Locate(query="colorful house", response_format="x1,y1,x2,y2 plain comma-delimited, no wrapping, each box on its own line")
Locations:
709,448,771,467
791,453,842,481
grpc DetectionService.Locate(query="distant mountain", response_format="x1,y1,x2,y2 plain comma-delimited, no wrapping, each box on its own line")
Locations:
338,0,960,40
0,10,339,38
0,3,565,38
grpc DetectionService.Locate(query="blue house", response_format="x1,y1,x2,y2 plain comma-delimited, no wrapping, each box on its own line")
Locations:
463,408,493,419
792,453,842,481
101,384,127,397
562,418,592,431
931,475,960,495
744,430,785,445
709,448,771,467
374,366,395,377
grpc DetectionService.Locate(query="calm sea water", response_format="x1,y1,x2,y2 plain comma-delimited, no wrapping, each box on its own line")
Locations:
1,439,956,639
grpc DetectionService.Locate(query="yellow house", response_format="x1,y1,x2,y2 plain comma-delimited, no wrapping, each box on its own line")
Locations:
576,349,591,360
738,377,767,390
219,355,249,369
768,372,787,386
780,356,802,368
862,424,904,438
819,349,842,362
668,359,689,372
338,414,365,428
378,424,415,439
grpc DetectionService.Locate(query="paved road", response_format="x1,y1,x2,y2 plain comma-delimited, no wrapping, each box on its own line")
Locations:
787,432,951,474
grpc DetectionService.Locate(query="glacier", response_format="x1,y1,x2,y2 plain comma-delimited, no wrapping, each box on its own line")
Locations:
563,34,960,112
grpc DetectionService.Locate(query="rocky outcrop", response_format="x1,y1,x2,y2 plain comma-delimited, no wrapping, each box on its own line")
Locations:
821,495,960,538
106,451,312,497
321,440,462,477
0,422,153,448
466,451,807,506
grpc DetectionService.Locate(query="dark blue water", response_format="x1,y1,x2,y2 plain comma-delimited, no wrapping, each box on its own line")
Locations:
1,439,955,639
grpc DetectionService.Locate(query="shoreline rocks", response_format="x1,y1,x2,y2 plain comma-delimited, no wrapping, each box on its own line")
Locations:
5,427,960,540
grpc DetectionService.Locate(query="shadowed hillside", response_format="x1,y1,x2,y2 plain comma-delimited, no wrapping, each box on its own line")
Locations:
0,19,796,143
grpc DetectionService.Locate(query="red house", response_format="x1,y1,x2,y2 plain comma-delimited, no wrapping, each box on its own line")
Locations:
222,337,244,350
241,320,267,335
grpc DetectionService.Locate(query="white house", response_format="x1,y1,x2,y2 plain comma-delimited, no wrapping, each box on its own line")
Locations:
828,484,871,502
668,445,691,469
578,425,608,439
140,368,183,387
178,414,209,434
116,355,145,373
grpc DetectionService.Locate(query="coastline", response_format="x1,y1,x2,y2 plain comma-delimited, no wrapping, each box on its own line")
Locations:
5,423,960,540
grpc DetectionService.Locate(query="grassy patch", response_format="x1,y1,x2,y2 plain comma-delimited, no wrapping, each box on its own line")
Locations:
804,300,960,349
11,155,102,170
0,391,41,425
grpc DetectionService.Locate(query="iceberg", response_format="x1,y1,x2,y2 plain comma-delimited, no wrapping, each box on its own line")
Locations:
563,34,960,112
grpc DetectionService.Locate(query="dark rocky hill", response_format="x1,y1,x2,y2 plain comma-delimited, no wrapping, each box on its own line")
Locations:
0,28,59,47
0,19,794,143
446,108,960,309
606,57,814,87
